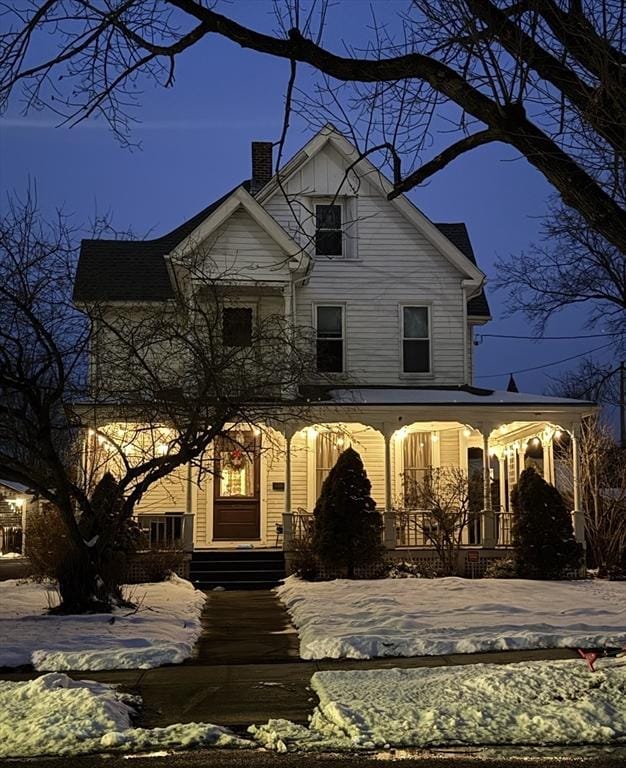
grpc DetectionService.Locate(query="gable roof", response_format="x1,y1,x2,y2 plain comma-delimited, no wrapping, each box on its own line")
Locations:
433,223,490,318
256,124,487,286
73,128,489,318
74,183,249,302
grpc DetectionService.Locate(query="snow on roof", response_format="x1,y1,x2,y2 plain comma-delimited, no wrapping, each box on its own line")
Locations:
0,479,32,495
319,387,593,407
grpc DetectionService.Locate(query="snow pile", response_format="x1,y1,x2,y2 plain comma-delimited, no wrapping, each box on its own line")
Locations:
0,574,206,670
252,659,626,751
0,673,251,758
277,576,626,659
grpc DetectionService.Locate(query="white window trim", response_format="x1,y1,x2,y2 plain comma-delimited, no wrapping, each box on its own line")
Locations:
313,303,346,374
399,303,433,377
314,200,345,259
397,429,441,502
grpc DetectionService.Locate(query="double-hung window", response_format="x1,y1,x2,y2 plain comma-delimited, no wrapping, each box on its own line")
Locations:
315,305,344,373
223,306,253,347
402,306,430,373
315,204,343,257
402,432,432,507
316,431,350,498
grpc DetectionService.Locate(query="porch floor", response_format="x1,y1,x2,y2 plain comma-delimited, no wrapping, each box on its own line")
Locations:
184,589,301,666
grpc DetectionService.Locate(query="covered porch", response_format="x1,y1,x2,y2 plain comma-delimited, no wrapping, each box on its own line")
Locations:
275,386,593,571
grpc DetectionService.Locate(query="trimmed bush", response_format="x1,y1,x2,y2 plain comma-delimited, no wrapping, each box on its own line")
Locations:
312,447,382,578
511,467,583,579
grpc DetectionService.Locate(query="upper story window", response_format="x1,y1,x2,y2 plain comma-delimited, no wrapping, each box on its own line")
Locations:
315,204,343,257
316,305,344,373
223,306,253,346
402,306,430,373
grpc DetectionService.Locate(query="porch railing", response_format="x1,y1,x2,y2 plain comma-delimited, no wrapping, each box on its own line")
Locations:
282,508,514,551
135,513,194,552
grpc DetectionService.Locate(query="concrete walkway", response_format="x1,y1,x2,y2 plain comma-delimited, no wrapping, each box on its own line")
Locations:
185,590,301,665
0,588,582,729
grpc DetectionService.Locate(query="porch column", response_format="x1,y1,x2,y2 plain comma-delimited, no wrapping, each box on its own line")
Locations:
284,430,293,515
481,428,496,547
571,427,585,547
498,450,507,513
382,423,396,548
383,424,394,512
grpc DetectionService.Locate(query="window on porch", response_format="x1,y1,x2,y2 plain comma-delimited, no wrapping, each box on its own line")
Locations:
316,431,350,498
401,432,432,507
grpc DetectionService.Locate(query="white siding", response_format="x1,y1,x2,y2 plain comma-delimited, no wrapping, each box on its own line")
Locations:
197,207,292,282
264,144,468,385
135,465,187,514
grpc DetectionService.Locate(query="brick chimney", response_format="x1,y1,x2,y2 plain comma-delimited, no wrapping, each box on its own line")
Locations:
251,141,273,193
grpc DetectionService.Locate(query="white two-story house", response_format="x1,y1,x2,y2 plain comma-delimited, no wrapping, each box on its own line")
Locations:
74,125,592,582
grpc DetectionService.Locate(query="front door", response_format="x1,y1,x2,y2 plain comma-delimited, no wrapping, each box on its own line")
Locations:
213,430,261,540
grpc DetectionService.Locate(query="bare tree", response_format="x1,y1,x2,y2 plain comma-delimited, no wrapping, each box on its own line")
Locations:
549,365,625,575
410,466,475,576
0,190,313,612
496,202,626,337
0,1,624,255
547,357,620,405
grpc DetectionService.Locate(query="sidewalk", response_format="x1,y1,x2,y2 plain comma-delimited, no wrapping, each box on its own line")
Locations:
0,588,584,728
0,648,580,728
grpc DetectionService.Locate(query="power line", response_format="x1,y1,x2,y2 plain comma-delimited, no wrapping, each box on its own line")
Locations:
476,332,622,342
475,342,615,379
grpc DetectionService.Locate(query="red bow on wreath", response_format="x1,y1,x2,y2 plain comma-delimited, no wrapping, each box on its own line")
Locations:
224,448,244,470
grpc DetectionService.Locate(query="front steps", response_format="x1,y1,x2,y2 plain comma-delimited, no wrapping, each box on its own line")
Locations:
190,549,286,591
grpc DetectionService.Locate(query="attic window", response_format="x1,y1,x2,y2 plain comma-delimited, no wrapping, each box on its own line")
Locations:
223,307,253,346
315,204,343,257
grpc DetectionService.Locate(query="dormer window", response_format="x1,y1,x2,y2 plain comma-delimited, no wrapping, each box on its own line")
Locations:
315,204,343,256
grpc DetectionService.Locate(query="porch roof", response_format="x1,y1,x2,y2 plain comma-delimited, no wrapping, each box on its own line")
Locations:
298,385,595,432
307,385,593,408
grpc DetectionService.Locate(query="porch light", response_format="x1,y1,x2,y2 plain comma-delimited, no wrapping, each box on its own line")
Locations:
336,436,345,447
431,434,438,442
463,428,471,438
532,437,541,446
554,430,563,439
307,427,318,440
253,427,261,437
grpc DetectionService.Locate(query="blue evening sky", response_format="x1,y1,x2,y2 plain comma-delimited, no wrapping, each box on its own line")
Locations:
0,0,615,399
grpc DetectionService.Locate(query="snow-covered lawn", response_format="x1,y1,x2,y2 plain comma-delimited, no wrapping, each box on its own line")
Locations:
277,576,626,660
252,658,626,752
0,574,205,670
0,673,251,758
4,660,625,757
